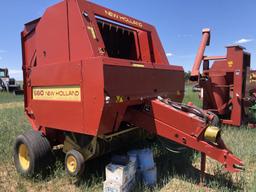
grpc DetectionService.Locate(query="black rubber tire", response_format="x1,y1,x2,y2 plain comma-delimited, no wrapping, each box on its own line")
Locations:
13,130,53,177
65,149,85,177
158,136,188,154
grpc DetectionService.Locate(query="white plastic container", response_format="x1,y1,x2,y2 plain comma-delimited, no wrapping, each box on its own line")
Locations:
103,177,135,192
106,164,129,185
105,161,136,185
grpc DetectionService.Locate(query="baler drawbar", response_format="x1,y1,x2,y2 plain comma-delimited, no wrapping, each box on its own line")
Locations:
14,0,243,182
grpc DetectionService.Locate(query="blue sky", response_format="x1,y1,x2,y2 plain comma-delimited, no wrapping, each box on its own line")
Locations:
0,0,255,80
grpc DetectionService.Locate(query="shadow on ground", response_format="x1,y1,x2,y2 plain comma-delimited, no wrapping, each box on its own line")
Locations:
58,139,242,191
12,137,242,191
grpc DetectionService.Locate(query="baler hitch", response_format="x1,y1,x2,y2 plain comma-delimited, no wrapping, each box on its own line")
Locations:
161,99,244,173
126,99,244,177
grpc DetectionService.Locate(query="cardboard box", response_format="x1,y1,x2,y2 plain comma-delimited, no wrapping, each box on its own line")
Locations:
103,177,135,192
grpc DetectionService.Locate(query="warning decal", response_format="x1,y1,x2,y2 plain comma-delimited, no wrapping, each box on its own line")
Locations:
32,86,81,101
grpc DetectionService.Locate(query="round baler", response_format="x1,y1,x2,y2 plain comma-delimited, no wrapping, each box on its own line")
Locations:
14,0,243,179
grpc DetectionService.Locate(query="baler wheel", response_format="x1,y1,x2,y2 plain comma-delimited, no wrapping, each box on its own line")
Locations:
65,149,85,177
13,130,53,177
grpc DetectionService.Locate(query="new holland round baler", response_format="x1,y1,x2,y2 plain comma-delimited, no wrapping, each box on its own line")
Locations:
14,0,243,180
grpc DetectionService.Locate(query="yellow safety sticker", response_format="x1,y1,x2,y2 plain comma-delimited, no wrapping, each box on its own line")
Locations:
87,26,97,40
116,96,124,103
228,60,233,68
132,63,145,68
32,86,81,101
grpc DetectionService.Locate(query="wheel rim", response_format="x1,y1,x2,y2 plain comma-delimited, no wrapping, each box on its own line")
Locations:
18,144,30,171
66,155,77,173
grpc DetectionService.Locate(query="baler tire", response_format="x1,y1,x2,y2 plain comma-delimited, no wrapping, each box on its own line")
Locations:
65,150,85,177
158,136,188,154
13,130,53,177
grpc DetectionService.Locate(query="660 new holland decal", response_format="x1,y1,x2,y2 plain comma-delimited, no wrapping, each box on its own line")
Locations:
32,86,81,101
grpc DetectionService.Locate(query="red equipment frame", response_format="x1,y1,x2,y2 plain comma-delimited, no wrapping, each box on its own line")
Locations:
21,0,243,176
191,29,253,126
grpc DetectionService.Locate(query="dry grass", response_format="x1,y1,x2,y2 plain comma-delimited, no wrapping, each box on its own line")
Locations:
0,102,23,110
0,88,256,192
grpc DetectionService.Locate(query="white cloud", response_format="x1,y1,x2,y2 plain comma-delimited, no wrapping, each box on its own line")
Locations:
235,38,254,44
166,52,173,57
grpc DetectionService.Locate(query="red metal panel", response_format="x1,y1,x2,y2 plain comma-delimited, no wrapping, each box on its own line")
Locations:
103,64,184,99
225,47,245,126
31,101,84,133
151,100,205,136
138,31,152,62
150,27,170,65
31,62,82,86
82,58,104,136
29,61,84,133
67,0,95,61
36,1,70,65
21,31,36,110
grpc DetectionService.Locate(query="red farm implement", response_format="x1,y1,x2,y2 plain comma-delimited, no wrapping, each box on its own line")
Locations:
190,29,256,127
14,1,243,181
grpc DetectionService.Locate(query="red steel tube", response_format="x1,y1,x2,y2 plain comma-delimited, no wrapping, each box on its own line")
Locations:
190,28,211,81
